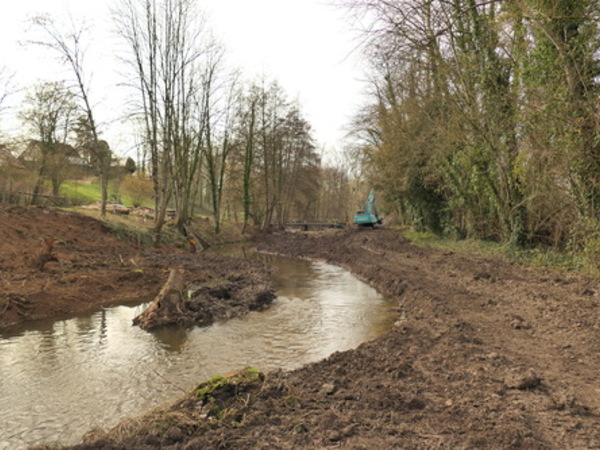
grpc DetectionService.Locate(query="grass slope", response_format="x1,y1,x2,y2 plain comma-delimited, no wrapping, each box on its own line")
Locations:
60,180,151,207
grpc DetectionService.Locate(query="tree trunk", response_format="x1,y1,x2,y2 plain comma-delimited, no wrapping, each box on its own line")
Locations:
133,268,187,330
100,168,108,217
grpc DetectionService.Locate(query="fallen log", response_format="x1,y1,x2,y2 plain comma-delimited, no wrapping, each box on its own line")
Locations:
182,224,210,253
133,268,187,330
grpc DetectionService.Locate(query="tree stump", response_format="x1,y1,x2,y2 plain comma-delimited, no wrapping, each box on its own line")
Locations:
34,238,58,271
133,268,188,330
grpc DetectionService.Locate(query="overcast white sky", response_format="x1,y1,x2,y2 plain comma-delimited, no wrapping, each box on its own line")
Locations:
0,0,367,160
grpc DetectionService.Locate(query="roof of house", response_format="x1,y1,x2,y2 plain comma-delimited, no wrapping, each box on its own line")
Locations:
0,144,26,169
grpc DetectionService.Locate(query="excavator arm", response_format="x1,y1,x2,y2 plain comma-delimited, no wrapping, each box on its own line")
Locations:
353,189,382,226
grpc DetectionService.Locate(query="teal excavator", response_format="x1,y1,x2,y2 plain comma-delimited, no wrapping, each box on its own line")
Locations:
353,189,382,227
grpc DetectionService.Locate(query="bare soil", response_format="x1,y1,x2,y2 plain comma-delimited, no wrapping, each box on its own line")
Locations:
5,207,600,449
61,228,600,449
0,205,273,333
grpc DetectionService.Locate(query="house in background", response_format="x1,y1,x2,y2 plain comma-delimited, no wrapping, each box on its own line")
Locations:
0,143,29,203
18,140,82,169
18,140,93,198
0,144,26,170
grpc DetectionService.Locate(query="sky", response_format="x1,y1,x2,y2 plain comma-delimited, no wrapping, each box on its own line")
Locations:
0,0,368,161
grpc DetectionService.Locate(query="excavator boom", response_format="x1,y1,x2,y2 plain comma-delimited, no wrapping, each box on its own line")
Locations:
353,189,382,226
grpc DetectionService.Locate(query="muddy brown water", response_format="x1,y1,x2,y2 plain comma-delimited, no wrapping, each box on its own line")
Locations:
0,254,397,449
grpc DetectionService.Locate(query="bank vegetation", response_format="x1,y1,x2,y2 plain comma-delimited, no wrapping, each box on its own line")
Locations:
0,0,356,242
349,0,600,259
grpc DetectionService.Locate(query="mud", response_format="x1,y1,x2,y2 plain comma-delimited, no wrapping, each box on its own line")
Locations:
0,205,273,333
133,253,275,330
60,228,600,449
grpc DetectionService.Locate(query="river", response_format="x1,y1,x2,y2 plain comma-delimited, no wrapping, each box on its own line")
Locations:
0,254,397,449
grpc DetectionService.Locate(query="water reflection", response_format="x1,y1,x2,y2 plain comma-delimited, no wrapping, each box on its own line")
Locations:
151,327,190,352
0,254,396,450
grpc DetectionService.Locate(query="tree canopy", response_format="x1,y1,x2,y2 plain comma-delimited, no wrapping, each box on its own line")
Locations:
350,0,600,249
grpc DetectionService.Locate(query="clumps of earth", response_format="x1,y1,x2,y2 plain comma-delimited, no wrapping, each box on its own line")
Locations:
5,206,600,449
132,253,275,331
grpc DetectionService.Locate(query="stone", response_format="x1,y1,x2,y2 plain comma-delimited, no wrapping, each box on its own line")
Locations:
320,383,336,395
505,368,541,390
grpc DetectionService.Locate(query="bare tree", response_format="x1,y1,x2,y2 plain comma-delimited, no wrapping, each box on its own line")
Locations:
239,85,260,232
20,81,78,203
30,15,111,216
169,33,224,233
204,65,240,234
115,0,214,240
232,81,321,229
256,81,286,229
0,66,15,121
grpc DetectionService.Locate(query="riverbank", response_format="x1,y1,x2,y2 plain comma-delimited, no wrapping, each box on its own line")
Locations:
65,228,600,449
0,205,272,333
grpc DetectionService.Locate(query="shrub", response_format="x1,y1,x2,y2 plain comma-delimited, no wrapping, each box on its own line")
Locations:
120,175,152,207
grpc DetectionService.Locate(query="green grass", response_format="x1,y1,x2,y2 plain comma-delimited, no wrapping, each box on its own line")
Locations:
505,247,586,272
404,229,506,256
60,181,102,204
60,180,153,208
194,368,265,420
403,228,592,276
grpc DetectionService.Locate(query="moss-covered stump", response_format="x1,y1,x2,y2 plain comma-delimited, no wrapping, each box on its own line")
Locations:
194,368,266,421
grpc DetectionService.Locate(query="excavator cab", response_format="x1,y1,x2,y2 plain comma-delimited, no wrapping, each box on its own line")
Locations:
353,189,382,227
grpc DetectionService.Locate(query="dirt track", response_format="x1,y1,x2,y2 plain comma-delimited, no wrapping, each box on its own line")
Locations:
67,228,600,449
